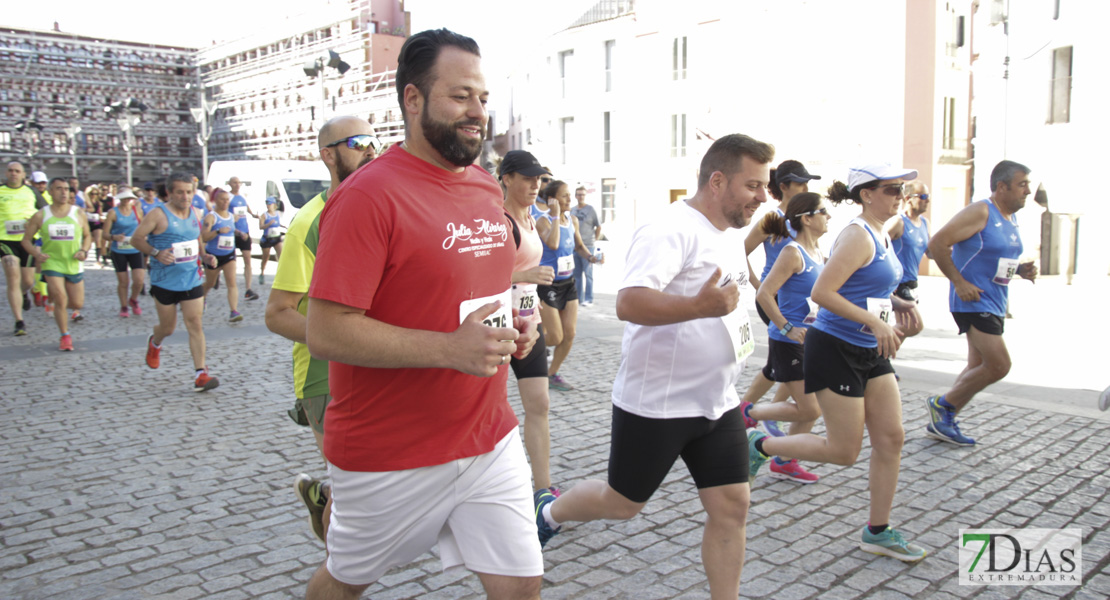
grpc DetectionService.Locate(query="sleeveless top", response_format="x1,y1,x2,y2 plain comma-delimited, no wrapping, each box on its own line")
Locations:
813,218,902,348
109,206,140,254
768,241,823,344
262,213,282,239
40,205,83,275
949,199,1023,317
760,207,798,280
139,198,160,218
539,215,576,282
509,211,544,323
891,214,929,283
204,211,236,256
148,205,203,292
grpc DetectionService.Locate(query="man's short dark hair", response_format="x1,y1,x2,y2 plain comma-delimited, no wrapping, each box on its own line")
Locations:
166,172,192,191
697,134,775,189
49,177,68,187
990,160,1031,192
395,28,480,124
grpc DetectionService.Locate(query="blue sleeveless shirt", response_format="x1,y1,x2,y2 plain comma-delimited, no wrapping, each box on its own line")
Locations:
760,208,797,280
539,216,576,282
768,241,823,344
204,211,236,256
813,219,902,348
109,207,140,254
148,205,203,292
892,214,929,283
949,199,1023,318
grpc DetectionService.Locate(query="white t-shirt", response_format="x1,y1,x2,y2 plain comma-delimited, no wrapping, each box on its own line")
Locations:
612,200,752,420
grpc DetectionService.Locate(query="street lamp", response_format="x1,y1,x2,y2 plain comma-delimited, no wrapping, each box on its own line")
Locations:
187,78,219,176
303,49,351,123
63,125,82,180
105,98,149,186
14,118,45,170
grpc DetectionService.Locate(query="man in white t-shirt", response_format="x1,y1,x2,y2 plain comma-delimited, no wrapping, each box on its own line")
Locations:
535,133,774,598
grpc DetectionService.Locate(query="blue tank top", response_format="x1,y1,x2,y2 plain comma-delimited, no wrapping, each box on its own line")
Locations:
768,241,823,344
539,216,576,281
813,219,902,348
949,199,1023,317
261,212,282,241
109,206,140,254
760,208,797,280
204,211,236,256
892,214,929,283
140,198,160,217
148,205,203,292
229,195,250,234
191,194,207,215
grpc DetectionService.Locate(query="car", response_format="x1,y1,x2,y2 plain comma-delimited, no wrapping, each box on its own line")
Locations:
205,160,329,242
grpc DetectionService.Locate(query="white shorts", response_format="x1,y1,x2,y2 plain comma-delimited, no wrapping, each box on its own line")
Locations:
325,428,543,585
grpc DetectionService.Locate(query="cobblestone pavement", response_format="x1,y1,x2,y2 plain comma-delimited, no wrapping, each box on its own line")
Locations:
1,262,1108,599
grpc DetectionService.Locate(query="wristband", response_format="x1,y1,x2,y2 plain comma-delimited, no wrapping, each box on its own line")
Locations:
149,249,160,258
779,322,794,336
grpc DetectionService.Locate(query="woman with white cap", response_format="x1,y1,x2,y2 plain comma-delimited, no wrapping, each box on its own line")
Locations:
748,164,926,562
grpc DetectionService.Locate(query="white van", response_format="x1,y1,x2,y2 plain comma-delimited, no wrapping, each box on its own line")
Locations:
205,160,330,241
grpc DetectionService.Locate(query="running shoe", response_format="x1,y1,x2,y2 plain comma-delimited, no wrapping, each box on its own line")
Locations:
71,311,83,322
33,291,44,307
534,488,561,548
548,374,573,391
859,526,927,562
1100,385,1110,412
762,419,787,437
194,369,219,392
924,396,975,446
229,310,244,323
547,486,562,498
739,401,758,428
259,273,265,285
44,301,52,313
119,307,129,318
769,459,819,484
245,289,259,301
145,335,160,369
22,292,30,311
293,473,328,543
748,430,769,479
14,321,26,336
59,334,73,352
129,298,142,316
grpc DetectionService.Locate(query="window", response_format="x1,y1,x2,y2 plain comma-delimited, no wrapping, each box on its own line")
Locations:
604,40,616,91
559,50,574,98
54,133,67,153
670,113,686,157
603,112,611,163
0,131,10,150
1048,46,1072,124
601,178,616,224
560,117,575,164
672,37,687,80
942,97,957,150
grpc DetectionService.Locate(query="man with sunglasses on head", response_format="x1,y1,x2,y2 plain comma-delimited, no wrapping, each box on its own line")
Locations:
925,160,1037,447
885,180,930,338
265,114,379,546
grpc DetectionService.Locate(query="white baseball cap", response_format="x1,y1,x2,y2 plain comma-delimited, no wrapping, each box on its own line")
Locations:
847,164,918,191
30,171,48,183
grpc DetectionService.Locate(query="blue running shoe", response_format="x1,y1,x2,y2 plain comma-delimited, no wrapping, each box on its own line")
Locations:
748,430,769,478
924,396,975,446
924,395,947,428
859,526,927,562
762,419,786,437
534,488,561,548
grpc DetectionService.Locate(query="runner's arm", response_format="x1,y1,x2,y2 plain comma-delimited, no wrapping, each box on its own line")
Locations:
756,245,803,334
744,221,767,290
927,202,989,297
129,209,166,258
617,267,738,326
265,289,308,344
885,216,905,240
19,212,44,258
199,215,219,242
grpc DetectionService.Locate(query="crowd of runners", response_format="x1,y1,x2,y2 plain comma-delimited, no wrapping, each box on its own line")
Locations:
1,27,1042,600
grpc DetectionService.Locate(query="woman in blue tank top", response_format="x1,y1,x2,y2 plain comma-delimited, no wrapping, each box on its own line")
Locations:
257,198,284,286
748,164,928,563
740,192,829,484
102,189,146,318
200,189,243,323
535,180,597,392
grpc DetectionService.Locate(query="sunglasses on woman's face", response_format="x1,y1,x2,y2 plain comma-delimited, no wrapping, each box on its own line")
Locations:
875,183,905,197
802,207,830,216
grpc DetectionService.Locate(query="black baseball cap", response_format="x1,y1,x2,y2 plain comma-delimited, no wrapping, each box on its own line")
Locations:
775,160,821,185
142,182,155,190
499,150,551,178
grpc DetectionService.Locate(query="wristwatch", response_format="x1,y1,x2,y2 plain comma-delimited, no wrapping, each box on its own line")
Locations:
779,322,794,336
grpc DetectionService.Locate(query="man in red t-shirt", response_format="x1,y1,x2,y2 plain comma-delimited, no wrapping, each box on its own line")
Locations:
305,29,541,600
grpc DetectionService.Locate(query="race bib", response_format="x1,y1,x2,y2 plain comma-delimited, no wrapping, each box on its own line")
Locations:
265,228,281,238
459,289,512,329
86,212,101,224
511,283,540,318
557,254,574,278
217,234,234,251
233,206,247,218
860,297,893,335
802,297,819,325
48,223,75,241
116,239,134,251
4,219,25,236
993,258,1020,285
171,239,199,264
722,306,755,363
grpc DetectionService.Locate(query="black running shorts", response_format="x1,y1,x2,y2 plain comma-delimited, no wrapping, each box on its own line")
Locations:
538,277,577,311
803,327,894,398
111,252,144,273
952,311,1004,336
150,284,204,305
768,338,805,382
510,325,548,380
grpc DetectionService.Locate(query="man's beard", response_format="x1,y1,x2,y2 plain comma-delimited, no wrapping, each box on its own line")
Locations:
421,105,484,167
336,152,374,183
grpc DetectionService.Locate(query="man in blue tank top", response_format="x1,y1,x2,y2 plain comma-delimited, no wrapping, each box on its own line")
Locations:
130,172,220,392
925,160,1036,446
886,180,930,338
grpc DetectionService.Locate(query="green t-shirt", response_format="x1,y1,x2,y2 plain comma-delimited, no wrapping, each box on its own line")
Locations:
40,206,84,276
271,189,329,399
0,184,38,241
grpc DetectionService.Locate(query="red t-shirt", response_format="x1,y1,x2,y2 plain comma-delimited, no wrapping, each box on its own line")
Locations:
309,145,519,472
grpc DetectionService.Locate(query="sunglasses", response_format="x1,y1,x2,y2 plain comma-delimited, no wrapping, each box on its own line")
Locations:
802,207,830,216
324,134,381,152
874,183,905,197
908,193,929,201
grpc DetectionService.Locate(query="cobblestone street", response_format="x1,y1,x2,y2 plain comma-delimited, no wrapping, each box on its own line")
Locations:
1,264,1107,599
